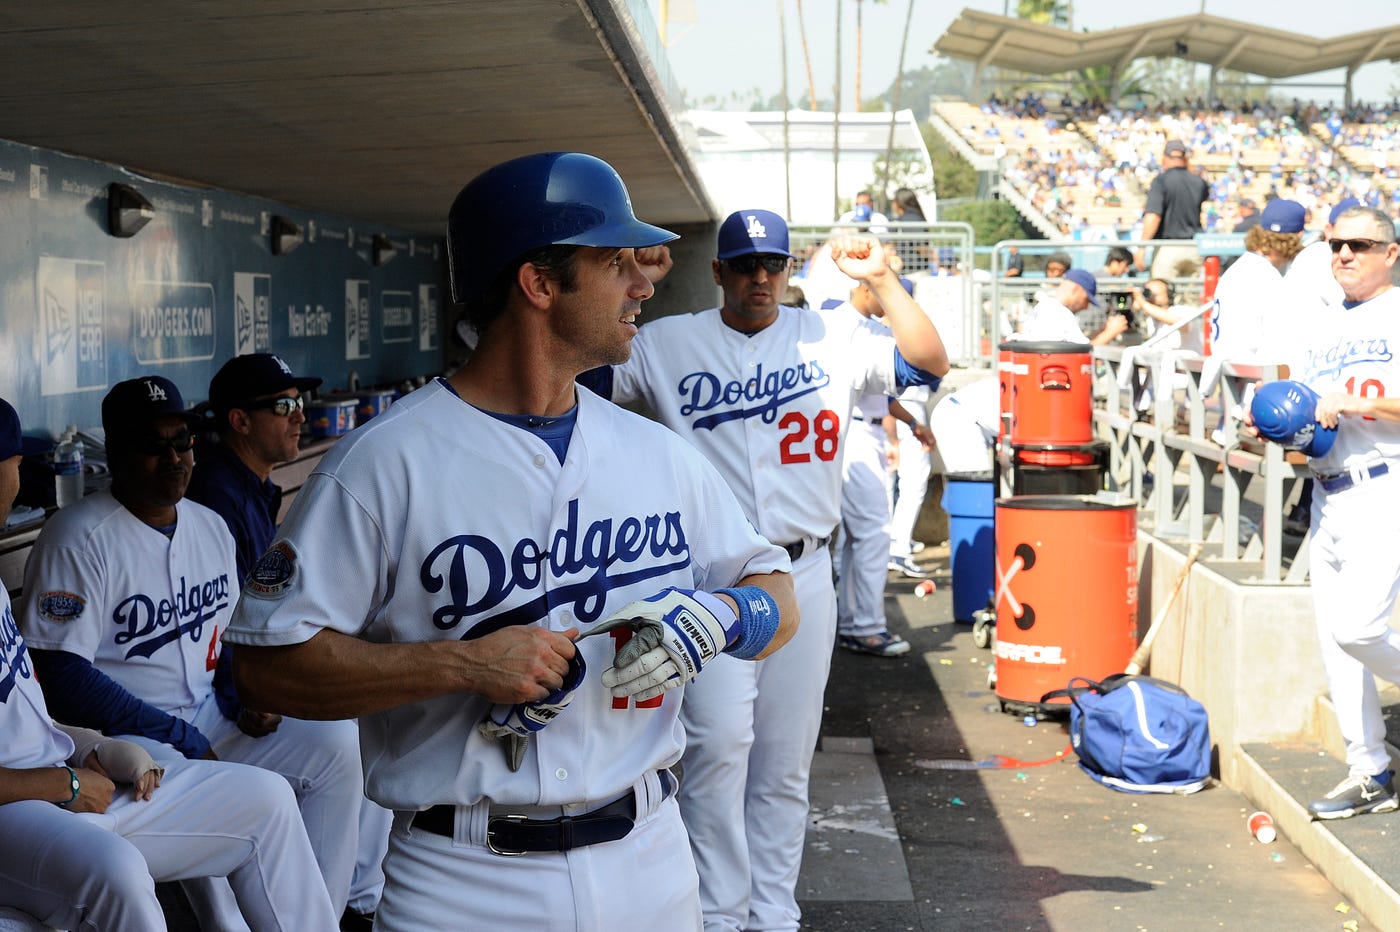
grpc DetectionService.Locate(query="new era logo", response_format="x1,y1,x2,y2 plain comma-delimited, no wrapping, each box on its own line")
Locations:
745,215,767,240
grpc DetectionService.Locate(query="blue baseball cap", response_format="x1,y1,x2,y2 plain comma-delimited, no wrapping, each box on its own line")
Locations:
1328,197,1361,226
716,209,793,259
1062,267,1101,307
1260,199,1306,234
102,375,201,448
0,399,21,461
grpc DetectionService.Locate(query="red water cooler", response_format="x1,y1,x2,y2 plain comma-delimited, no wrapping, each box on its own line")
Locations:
993,495,1139,715
1005,341,1106,494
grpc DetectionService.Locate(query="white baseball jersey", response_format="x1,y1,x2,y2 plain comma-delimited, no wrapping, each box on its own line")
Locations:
1209,251,1296,367
1,591,75,769
19,491,235,712
1297,287,1400,474
223,379,786,812
1284,240,1344,313
610,303,903,545
1016,296,1090,344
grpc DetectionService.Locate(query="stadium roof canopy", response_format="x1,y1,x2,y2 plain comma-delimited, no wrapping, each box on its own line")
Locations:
934,10,1400,104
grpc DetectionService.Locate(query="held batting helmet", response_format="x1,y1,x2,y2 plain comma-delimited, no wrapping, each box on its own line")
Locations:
446,152,678,304
1250,379,1338,457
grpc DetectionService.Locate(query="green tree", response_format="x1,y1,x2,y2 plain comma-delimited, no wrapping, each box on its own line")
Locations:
1016,0,1069,27
921,123,976,199
939,200,1028,260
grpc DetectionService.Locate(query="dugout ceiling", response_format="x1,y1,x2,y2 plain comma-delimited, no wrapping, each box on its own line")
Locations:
0,0,715,235
935,10,1400,86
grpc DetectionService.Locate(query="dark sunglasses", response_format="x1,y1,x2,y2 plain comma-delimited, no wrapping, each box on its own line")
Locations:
722,255,790,275
1330,238,1389,254
139,431,195,456
244,396,305,417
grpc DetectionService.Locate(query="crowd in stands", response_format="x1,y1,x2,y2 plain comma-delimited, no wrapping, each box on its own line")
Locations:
936,93,1400,242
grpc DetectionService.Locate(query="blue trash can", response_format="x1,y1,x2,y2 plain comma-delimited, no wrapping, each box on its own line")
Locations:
942,471,996,623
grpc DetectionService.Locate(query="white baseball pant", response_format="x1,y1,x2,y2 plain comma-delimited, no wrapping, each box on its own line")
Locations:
1308,469,1400,777
679,545,837,931
0,758,336,932
837,419,893,639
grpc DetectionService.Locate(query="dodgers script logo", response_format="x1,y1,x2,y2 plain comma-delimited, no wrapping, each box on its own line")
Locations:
420,498,691,634
112,573,230,660
677,362,831,431
1303,335,1393,380
0,604,31,704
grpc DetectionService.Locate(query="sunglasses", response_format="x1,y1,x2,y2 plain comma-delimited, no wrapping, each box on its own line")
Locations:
139,431,195,456
722,255,790,275
244,396,305,417
1330,238,1390,254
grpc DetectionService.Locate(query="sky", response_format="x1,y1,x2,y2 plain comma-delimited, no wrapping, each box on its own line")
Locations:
645,0,1400,109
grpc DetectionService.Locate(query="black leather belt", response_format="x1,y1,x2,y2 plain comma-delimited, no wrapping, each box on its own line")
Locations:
781,535,831,562
412,770,675,856
1315,462,1389,494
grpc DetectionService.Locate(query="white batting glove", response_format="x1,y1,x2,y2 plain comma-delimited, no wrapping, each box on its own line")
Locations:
581,588,739,702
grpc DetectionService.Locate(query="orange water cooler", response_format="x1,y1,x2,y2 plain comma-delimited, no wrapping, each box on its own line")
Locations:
993,495,1138,715
1004,341,1104,495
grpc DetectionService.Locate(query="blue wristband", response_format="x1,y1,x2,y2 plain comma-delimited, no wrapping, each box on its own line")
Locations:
716,586,781,660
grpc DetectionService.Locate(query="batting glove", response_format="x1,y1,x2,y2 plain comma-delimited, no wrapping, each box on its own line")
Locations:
478,653,588,740
582,588,740,701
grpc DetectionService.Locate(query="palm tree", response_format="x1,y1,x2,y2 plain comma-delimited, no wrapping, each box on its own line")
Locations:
854,0,890,110
879,0,918,198
795,0,819,111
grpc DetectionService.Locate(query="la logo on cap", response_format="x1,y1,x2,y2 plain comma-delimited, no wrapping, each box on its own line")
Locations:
746,215,768,240
273,356,293,376
144,380,168,402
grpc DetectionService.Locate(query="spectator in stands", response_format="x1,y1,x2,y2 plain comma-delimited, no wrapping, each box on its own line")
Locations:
1103,246,1135,279
1043,251,1072,279
1233,198,1260,233
185,353,390,931
890,187,928,271
839,191,888,231
1005,245,1024,277
18,375,367,921
1016,268,1127,346
1136,139,1210,280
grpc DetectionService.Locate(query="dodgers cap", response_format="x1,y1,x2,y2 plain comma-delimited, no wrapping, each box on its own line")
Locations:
1260,198,1306,234
1328,197,1361,226
102,376,200,447
0,399,20,461
210,353,322,416
1062,267,1101,307
717,209,794,260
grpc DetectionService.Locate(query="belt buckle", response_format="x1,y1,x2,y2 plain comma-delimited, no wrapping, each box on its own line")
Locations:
486,814,530,857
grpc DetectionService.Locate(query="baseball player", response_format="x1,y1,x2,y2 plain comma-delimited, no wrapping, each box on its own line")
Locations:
928,378,1000,475
885,385,936,577
835,388,928,657
187,352,392,928
18,376,366,921
0,397,337,932
1249,205,1400,819
221,152,797,932
1208,198,1307,370
581,210,949,930
1015,268,1128,345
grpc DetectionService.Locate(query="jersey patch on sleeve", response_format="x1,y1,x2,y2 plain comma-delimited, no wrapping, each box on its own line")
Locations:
38,591,85,623
245,540,299,600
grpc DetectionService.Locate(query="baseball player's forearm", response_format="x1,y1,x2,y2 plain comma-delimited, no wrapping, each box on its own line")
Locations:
866,271,951,377
30,649,212,759
233,626,580,718
722,570,798,660
0,765,89,806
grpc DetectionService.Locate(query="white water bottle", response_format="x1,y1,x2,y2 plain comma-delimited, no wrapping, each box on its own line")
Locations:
54,426,84,508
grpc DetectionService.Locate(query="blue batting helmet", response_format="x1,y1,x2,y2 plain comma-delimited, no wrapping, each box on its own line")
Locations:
446,152,678,304
1250,380,1337,457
